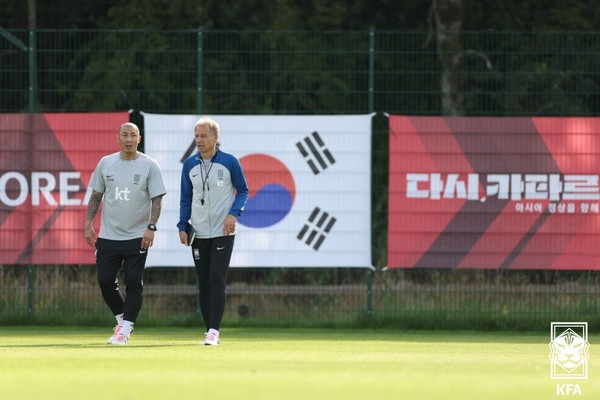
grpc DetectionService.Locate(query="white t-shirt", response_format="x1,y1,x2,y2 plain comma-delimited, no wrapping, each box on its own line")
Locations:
89,152,166,240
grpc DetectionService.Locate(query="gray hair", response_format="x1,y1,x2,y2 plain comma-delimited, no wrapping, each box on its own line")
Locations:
194,117,220,137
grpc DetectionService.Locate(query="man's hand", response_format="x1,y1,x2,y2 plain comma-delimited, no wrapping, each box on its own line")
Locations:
141,229,155,250
179,230,188,245
84,190,103,248
84,224,96,248
223,214,237,235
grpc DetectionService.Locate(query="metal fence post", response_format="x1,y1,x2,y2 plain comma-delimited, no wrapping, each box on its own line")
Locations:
367,27,375,319
27,265,35,318
28,29,36,113
366,269,373,318
197,28,203,116
26,30,36,319
368,27,375,113
194,27,202,316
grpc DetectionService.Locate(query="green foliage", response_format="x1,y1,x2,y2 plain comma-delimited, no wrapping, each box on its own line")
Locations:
461,31,600,116
49,29,198,112
4,0,600,32
90,0,428,31
201,31,371,114
464,0,600,31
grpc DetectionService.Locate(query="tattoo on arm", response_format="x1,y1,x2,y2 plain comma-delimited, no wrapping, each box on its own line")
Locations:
149,195,164,225
85,191,103,226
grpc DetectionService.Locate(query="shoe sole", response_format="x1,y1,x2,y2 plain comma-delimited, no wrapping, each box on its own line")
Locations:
108,335,130,345
107,327,133,344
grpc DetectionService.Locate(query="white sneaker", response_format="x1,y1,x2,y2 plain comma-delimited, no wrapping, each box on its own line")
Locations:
203,330,219,346
110,331,130,345
107,324,133,345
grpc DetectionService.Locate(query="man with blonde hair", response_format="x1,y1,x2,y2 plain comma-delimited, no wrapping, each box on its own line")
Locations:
178,117,248,346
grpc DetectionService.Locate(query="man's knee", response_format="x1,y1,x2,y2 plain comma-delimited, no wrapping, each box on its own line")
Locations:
98,276,118,289
125,282,143,296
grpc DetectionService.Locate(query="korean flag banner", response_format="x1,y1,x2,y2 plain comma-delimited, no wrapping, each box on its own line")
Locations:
143,113,373,268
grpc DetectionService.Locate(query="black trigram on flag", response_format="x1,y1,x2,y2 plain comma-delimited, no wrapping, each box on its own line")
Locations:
297,207,336,251
296,131,336,174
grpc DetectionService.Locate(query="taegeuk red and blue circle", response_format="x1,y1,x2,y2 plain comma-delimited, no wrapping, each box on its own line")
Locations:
238,154,296,228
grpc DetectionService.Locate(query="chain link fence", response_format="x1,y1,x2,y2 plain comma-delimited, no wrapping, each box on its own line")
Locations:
1,29,600,329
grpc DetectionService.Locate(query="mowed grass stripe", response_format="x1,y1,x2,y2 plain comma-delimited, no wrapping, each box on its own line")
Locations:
0,327,598,400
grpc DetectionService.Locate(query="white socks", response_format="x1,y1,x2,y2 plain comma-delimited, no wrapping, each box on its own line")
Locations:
113,314,133,335
120,320,134,335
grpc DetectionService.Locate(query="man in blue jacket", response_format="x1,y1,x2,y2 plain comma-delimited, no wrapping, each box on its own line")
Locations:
178,117,249,346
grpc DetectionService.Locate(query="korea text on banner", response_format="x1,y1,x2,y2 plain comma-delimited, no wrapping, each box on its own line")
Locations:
0,112,129,264
143,113,373,268
388,116,600,270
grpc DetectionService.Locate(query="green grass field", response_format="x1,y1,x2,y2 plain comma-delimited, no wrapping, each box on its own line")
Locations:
0,326,597,400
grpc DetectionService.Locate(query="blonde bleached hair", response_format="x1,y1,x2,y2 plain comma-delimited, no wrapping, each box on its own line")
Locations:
194,117,220,137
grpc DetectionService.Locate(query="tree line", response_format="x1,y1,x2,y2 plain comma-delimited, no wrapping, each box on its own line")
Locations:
2,0,599,31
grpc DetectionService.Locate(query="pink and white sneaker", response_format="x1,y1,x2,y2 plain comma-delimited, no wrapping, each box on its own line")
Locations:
110,331,130,345
107,325,133,345
203,329,219,346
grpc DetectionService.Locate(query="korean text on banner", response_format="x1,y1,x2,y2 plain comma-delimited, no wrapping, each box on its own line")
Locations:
388,116,600,270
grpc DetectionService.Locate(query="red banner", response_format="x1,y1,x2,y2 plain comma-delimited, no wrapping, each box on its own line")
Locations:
388,116,600,270
0,113,129,264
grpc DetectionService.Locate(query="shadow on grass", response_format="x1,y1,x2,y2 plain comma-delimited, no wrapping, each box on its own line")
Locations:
0,342,200,349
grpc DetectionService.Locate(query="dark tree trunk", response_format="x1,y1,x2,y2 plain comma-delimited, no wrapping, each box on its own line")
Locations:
433,0,464,116
28,0,36,29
